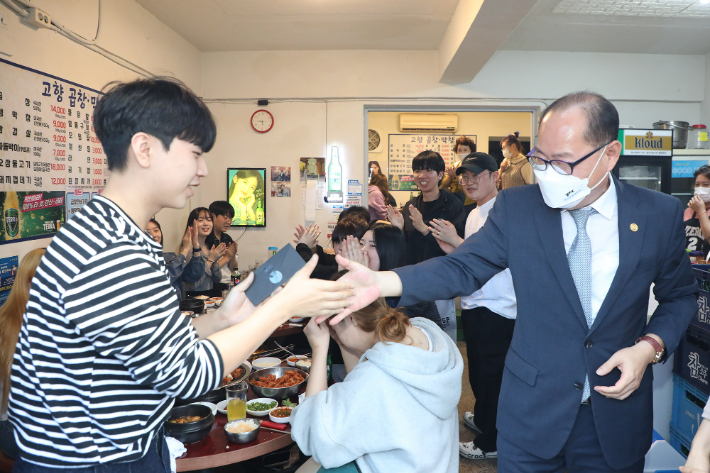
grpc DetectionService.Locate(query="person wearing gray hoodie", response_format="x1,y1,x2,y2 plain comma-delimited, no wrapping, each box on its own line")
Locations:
290,298,464,473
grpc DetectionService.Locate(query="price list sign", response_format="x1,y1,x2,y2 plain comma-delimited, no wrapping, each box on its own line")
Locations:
0,59,107,243
387,134,476,191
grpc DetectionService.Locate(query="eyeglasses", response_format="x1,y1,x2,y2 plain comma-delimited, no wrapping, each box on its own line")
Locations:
527,142,611,176
459,171,488,184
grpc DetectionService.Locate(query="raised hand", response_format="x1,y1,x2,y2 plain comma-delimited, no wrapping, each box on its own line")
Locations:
293,224,306,245
304,318,331,352
266,255,355,319
225,241,238,259
298,224,321,249
208,243,227,262
386,205,404,230
429,219,462,250
690,194,706,216
408,204,429,235
339,235,369,269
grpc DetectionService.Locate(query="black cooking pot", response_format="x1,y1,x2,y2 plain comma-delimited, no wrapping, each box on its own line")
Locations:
164,404,214,444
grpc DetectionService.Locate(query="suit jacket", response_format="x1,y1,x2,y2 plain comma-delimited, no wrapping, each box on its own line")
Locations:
392,178,698,468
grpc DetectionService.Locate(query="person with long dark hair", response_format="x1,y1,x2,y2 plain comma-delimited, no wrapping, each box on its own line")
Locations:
368,174,388,221
0,249,45,460
146,218,203,300
181,207,227,297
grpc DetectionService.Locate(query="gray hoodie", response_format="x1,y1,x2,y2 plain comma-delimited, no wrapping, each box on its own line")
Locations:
290,318,464,473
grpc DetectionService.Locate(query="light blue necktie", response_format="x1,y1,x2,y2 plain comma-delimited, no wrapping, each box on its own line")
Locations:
567,207,597,402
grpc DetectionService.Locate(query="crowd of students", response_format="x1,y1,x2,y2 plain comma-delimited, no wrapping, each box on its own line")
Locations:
1,76,708,473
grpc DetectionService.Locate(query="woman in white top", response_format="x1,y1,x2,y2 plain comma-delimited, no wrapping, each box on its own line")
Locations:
291,296,463,473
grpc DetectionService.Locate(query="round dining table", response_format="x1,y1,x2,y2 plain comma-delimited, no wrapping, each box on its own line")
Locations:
175,362,302,471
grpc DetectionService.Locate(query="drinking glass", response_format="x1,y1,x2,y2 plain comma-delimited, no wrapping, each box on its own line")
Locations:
226,382,247,421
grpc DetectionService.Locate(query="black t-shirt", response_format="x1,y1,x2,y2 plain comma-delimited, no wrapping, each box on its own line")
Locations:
205,231,233,249
685,213,708,256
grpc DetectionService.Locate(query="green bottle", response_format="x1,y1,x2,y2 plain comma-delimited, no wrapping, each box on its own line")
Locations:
410,191,414,201
255,199,264,225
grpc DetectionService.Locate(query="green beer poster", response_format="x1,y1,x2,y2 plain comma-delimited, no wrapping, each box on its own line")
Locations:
0,191,65,243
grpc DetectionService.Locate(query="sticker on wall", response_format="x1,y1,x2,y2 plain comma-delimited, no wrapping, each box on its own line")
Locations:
271,182,291,197
348,180,363,195
300,158,325,211
0,255,18,307
66,189,90,221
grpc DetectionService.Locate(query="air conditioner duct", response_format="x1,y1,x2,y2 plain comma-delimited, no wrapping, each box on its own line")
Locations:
399,113,458,133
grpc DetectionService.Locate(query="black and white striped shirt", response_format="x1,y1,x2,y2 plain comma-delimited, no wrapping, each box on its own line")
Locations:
9,196,223,467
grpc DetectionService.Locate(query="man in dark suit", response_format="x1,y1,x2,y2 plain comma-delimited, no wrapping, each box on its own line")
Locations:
329,92,698,472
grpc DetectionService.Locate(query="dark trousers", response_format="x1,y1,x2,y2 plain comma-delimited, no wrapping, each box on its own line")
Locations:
461,306,515,453
497,404,644,473
0,419,18,459
12,429,170,473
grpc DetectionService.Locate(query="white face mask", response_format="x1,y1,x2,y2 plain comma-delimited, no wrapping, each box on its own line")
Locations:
534,146,608,209
456,153,469,161
502,148,513,160
695,187,710,203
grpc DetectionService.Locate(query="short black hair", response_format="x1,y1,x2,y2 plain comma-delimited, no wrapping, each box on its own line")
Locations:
338,206,371,224
539,91,619,148
412,150,445,174
369,222,406,271
209,200,235,219
93,77,217,172
331,218,368,244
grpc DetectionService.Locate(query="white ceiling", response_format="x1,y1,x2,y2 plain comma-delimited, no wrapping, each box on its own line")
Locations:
134,0,460,51
501,0,710,54
135,0,710,55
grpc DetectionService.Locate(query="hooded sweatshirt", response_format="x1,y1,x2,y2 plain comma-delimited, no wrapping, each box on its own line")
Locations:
290,318,464,473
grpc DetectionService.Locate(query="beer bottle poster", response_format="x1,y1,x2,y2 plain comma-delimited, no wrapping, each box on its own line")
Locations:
0,191,65,243
0,255,18,307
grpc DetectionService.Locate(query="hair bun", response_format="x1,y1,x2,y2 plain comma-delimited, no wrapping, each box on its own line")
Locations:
513,131,520,138
376,308,411,343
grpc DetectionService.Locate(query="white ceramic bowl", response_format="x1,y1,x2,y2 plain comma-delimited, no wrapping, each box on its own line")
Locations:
268,406,293,424
216,399,228,415
190,401,217,416
245,398,278,417
204,301,216,308
286,355,308,367
252,357,281,370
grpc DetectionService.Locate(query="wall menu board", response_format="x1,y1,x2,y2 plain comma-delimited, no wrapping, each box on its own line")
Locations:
387,134,476,191
0,59,107,243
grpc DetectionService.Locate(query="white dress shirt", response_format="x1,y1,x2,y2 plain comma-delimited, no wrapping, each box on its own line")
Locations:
461,196,517,319
561,175,619,323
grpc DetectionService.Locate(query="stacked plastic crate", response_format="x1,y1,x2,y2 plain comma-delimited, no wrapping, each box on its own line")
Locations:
670,265,710,457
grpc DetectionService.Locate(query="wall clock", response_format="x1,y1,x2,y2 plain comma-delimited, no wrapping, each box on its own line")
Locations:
251,109,274,133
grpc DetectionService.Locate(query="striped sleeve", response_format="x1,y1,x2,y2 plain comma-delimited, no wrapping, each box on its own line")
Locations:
63,242,223,399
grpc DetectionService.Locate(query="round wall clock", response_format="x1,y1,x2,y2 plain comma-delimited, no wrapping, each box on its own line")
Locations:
251,109,274,133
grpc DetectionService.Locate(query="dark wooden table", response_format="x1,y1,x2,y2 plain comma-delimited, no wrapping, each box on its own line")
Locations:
175,362,302,472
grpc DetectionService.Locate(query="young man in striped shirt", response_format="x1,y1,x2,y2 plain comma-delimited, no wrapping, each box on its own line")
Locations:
8,78,353,472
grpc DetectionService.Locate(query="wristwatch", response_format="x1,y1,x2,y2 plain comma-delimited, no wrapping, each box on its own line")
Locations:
192,247,201,254
636,335,665,364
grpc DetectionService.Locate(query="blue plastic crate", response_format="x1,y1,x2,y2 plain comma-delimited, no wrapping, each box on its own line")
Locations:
674,326,710,393
692,266,710,334
669,424,692,458
671,374,709,443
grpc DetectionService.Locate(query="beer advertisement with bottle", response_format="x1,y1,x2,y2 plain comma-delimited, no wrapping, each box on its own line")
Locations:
0,190,65,242
227,168,266,227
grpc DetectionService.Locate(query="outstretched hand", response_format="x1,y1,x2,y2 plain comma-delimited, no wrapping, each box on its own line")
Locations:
315,255,382,325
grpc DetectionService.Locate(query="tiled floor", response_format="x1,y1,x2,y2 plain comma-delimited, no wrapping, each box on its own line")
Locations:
457,341,498,473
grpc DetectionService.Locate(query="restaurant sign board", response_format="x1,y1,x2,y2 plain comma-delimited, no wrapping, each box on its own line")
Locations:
619,129,673,156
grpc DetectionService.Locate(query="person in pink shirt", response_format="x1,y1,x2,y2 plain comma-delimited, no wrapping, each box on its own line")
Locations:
368,174,389,221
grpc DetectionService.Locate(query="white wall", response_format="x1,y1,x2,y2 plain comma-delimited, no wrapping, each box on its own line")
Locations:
200,49,704,265
0,0,202,261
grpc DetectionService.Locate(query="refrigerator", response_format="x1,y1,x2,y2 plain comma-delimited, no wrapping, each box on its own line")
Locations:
611,129,673,195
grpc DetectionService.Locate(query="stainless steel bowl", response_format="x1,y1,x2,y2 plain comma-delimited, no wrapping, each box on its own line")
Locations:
224,419,260,444
248,367,308,400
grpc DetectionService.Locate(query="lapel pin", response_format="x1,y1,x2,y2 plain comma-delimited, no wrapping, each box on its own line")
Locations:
630,223,638,232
